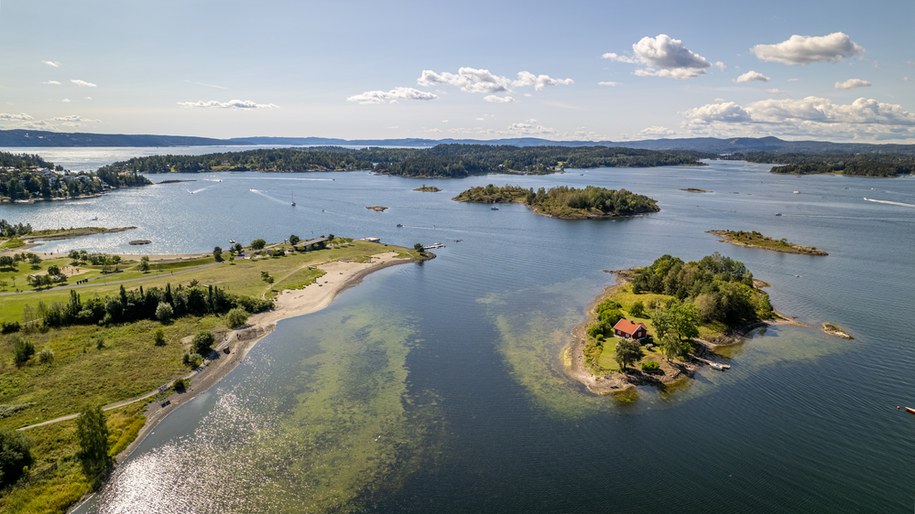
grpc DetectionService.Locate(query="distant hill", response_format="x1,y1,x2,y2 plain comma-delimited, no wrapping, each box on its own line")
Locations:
2,129,914,155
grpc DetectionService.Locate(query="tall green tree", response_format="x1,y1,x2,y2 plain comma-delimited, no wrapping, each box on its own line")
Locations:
76,405,111,488
614,339,643,370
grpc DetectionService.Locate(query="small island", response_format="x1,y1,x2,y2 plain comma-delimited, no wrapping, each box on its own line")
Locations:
453,184,660,219
365,205,388,212
822,322,853,339
708,230,828,256
681,188,710,193
568,253,778,395
1,220,137,250
414,185,441,192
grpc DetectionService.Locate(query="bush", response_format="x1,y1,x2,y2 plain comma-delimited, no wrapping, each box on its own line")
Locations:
37,348,54,365
12,337,34,367
182,351,203,369
0,321,20,334
226,307,249,329
173,377,189,393
153,328,166,346
155,302,174,323
0,429,33,486
630,301,645,318
641,360,660,372
192,331,215,356
250,238,266,250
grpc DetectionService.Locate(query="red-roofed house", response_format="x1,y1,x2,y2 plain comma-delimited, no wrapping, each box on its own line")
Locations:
613,319,647,340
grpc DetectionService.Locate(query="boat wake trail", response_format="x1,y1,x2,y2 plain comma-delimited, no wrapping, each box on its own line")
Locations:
864,197,915,208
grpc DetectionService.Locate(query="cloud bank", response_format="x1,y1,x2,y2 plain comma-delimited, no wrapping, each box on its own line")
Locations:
684,96,915,140
177,99,279,109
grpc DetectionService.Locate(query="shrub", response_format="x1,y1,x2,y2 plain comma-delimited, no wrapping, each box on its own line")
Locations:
226,307,249,329
0,429,33,486
250,238,266,250
641,360,660,372
173,377,189,393
192,331,215,356
12,337,34,367
155,302,174,323
182,352,203,369
630,301,645,318
37,348,54,365
153,328,166,346
0,321,20,334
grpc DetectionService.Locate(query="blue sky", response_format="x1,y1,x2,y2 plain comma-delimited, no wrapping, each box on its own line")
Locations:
1,0,913,142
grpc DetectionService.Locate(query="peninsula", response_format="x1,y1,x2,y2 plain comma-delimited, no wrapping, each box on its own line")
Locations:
567,253,778,395
96,145,708,178
708,230,828,255
453,184,659,219
0,236,428,512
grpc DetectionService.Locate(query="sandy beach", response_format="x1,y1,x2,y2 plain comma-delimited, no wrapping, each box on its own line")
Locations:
116,250,414,461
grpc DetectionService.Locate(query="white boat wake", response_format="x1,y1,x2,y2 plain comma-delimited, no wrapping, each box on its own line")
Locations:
864,197,915,208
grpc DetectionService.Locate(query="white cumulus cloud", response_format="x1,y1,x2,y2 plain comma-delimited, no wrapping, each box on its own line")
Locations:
751,32,863,65
735,70,770,83
507,118,555,135
604,34,712,79
483,95,514,104
512,71,574,90
0,113,34,121
42,80,62,86
834,78,871,90
42,60,60,68
639,126,675,137
346,87,438,105
177,99,279,109
417,67,573,95
70,79,97,88
61,98,71,103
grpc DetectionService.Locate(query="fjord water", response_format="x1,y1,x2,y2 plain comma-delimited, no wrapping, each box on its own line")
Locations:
5,151,914,512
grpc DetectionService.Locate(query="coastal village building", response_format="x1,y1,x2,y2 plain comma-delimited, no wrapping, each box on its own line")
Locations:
613,319,647,340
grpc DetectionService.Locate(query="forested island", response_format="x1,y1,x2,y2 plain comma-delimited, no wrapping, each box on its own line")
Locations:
97,145,708,178
723,152,915,177
453,184,660,219
708,230,828,256
0,152,149,202
571,253,776,394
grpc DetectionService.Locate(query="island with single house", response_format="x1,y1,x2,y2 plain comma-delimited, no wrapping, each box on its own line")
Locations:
566,253,789,395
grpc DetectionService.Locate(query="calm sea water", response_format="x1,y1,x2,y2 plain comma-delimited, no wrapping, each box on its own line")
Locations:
3,148,914,512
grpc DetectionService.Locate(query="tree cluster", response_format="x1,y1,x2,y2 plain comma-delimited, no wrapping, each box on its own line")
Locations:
32,282,272,329
0,219,32,237
631,253,772,328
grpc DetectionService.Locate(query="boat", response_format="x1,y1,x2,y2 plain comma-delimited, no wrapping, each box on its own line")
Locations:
793,190,800,194
491,206,499,211
291,192,296,207
229,239,236,244
90,216,98,221
129,239,152,245
396,224,403,228
908,407,915,415
775,213,782,216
